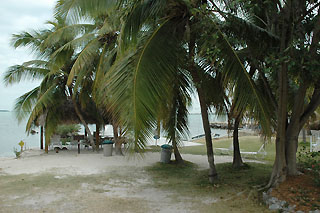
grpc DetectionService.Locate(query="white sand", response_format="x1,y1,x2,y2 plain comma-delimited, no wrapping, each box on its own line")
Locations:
0,148,264,213
0,148,263,176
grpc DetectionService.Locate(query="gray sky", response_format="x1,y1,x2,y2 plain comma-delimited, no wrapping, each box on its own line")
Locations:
0,0,56,110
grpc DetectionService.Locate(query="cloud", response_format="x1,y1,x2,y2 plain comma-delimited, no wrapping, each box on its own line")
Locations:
0,0,55,110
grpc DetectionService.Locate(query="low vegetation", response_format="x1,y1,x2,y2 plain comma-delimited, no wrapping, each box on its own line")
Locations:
146,161,272,212
297,145,320,187
55,124,81,138
181,136,276,163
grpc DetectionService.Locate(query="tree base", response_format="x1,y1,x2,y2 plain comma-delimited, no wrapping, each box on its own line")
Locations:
232,163,251,170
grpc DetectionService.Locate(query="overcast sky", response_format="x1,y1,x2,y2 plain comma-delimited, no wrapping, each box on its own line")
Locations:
0,0,56,110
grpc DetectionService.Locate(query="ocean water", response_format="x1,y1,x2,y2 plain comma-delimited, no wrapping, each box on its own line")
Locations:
0,112,227,157
0,112,40,157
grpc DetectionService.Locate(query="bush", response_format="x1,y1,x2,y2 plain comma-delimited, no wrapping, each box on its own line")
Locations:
55,124,81,138
13,147,21,159
297,145,320,187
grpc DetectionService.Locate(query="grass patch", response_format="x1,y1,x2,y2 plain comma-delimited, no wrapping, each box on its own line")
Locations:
146,161,272,212
146,145,162,152
181,136,276,163
147,161,271,191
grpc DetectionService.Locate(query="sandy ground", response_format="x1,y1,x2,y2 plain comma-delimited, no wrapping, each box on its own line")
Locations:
0,149,236,176
0,148,262,213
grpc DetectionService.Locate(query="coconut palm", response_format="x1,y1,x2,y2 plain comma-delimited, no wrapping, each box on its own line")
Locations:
50,9,126,153
99,0,266,180
3,17,105,152
54,0,273,183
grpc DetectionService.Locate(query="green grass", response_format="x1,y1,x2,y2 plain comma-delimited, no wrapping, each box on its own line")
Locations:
146,161,272,212
180,136,276,163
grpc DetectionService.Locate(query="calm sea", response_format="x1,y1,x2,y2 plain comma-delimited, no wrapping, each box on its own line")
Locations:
0,112,227,157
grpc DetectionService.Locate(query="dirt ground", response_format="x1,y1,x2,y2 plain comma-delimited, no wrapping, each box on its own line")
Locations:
271,172,320,212
0,150,264,213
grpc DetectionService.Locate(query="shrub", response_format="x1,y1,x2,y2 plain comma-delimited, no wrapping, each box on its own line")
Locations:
55,124,81,138
297,145,320,187
13,147,21,159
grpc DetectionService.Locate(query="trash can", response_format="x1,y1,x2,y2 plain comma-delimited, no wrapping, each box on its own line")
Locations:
103,140,114,157
160,144,172,163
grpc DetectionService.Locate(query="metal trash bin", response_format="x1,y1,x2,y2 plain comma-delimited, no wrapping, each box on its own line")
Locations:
160,144,172,163
103,140,114,157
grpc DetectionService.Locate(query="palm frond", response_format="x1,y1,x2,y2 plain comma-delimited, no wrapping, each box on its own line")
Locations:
66,38,101,86
41,23,96,50
11,30,46,50
100,18,180,151
44,108,62,145
26,82,64,131
13,87,40,123
54,0,118,22
3,64,50,86
196,60,227,115
223,14,279,47
201,14,273,136
162,69,192,145
92,44,117,98
121,0,168,49
22,60,51,68
220,44,274,135
51,32,96,60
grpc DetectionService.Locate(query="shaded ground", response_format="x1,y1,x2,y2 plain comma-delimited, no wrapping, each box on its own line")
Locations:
271,172,320,212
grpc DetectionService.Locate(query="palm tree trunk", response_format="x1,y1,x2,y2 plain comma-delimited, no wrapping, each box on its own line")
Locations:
197,87,218,183
44,128,49,153
113,123,123,155
96,124,100,149
233,114,244,168
189,62,217,181
71,98,96,151
172,139,183,163
40,126,44,150
189,27,217,183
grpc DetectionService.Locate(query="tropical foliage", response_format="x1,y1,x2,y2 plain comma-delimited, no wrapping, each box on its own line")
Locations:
3,0,320,188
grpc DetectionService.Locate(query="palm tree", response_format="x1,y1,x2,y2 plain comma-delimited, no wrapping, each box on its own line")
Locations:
4,17,104,152
50,10,125,152
54,0,271,183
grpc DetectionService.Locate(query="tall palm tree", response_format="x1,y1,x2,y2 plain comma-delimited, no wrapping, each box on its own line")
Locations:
50,10,125,152
54,0,272,183
4,17,102,152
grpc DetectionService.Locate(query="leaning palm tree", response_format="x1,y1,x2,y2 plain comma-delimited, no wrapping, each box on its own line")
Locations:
119,0,272,180
55,0,272,183
4,17,101,152
50,10,123,152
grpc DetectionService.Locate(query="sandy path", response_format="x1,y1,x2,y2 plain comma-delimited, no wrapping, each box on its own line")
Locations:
0,149,238,175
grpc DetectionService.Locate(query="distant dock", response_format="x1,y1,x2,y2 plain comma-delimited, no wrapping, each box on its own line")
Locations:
210,122,232,129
